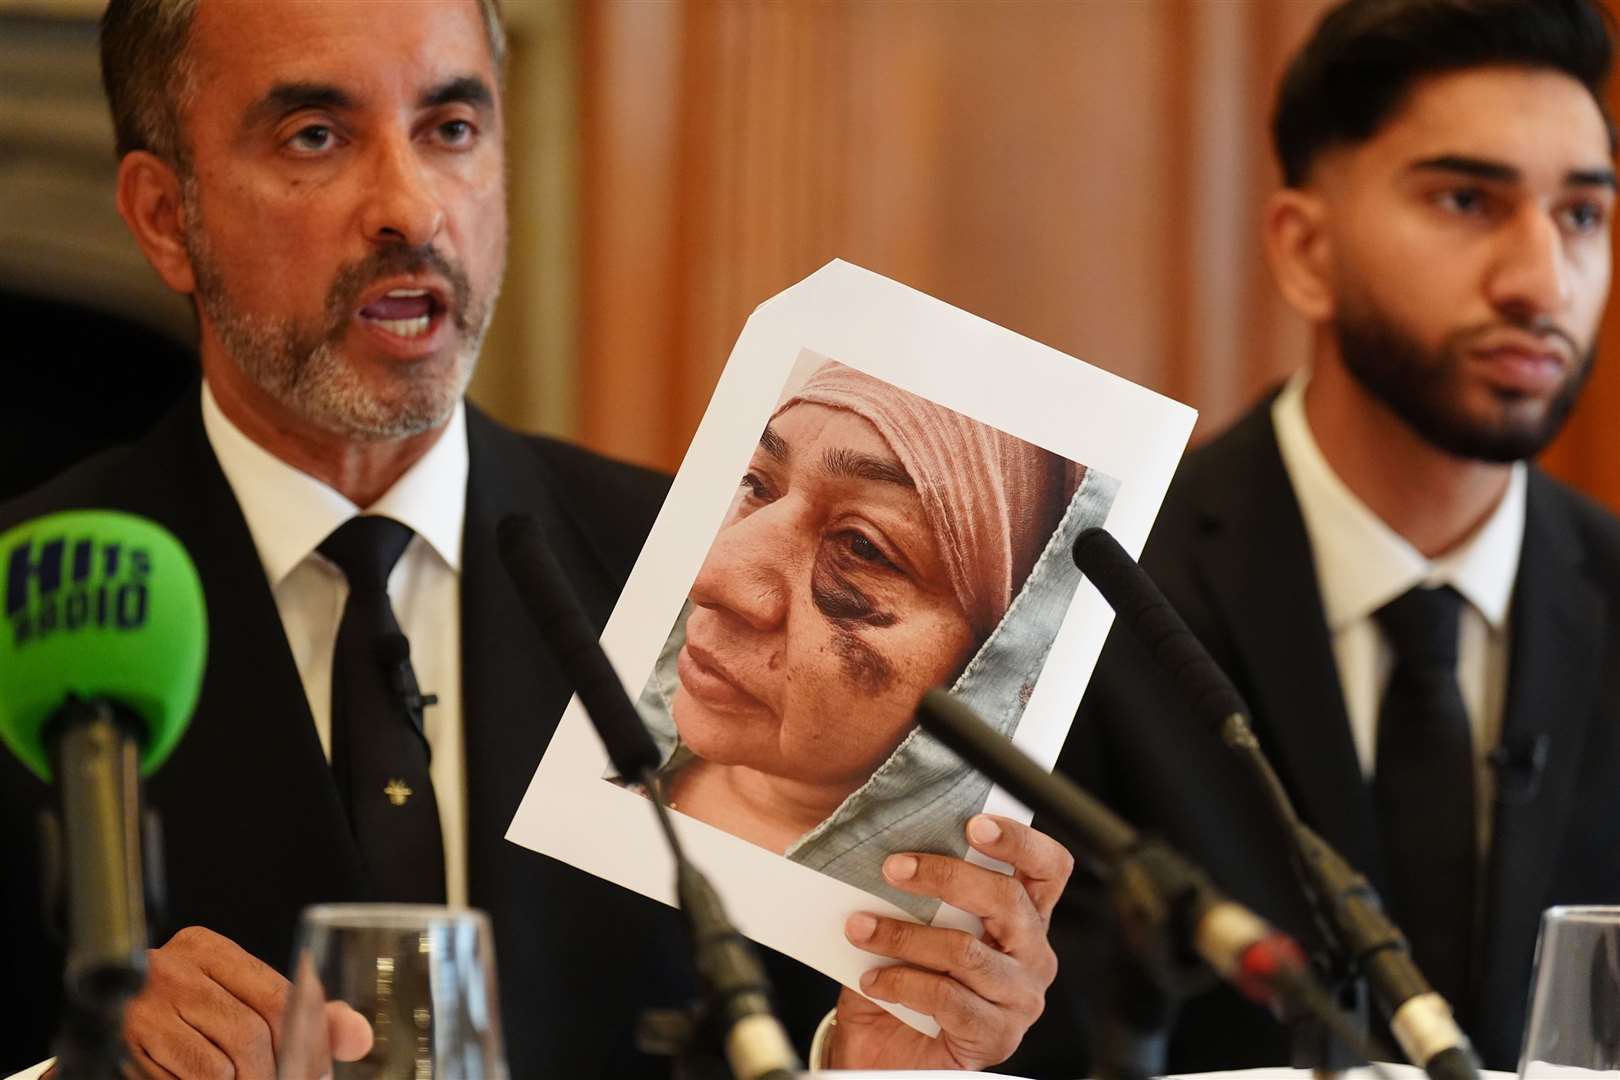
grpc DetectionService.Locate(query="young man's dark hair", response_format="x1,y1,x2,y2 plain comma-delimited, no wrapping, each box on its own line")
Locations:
1273,0,1615,185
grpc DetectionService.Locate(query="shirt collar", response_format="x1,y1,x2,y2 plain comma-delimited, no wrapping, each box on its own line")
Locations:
200,381,468,586
1271,371,1523,633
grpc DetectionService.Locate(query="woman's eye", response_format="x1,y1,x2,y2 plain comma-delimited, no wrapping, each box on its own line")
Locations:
843,531,896,570
739,472,774,502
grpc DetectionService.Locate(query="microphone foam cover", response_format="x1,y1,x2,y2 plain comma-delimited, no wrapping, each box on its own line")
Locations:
496,513,662,779
1072,527,1249,729
0,510,207,781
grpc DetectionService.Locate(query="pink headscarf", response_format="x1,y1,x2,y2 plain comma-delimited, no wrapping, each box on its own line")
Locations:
773,360,1082,640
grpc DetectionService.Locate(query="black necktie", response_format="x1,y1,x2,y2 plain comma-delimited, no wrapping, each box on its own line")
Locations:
321,516,446,903
1374,584,1475,1014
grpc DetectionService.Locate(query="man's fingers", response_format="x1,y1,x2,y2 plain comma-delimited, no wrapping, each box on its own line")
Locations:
857,963,1017,1064
964,815,1075,923
843,913,1041,1013
124,1045,181,1080
832,826,1070,1073
126,997,237,1080
169,926,292,1050
174,984,278,1077
126,926,290,1079
879,849,1049,958
325,1000,376,1062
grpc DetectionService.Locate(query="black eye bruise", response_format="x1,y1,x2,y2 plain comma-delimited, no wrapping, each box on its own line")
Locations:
832,628,895,695
811,559,897,628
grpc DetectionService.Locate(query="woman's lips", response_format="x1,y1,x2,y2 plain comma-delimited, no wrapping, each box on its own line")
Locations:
678,641,769,714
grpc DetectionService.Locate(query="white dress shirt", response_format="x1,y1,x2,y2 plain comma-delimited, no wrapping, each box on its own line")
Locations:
200,383,469,906
1271,372,1524,854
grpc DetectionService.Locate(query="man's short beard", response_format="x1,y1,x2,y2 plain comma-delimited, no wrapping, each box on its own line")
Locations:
1334,300,1592,464
181,188,498,442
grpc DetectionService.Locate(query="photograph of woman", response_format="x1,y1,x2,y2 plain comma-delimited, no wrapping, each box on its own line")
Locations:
631,356,1118,918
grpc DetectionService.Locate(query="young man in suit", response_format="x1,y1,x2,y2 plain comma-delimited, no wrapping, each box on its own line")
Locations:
0,1,1076,1075
1058,0,1620,1071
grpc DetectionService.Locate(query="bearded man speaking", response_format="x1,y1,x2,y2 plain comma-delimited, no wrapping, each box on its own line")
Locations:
0,1,1077,1075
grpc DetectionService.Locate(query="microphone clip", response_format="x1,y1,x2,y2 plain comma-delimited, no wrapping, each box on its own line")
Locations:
1489,734,1549,805
375,632,438,754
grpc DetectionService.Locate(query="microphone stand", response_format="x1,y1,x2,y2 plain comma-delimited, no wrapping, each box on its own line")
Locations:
914,690,1389,1080
493,512,799,1080
1221,715,1478,1080
38,697,168,1080
632,772,799,1080
1073,527,1480,1080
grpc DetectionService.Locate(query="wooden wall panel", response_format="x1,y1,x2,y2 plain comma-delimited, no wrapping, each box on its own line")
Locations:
1538,0,1620,510
575,0,1620,515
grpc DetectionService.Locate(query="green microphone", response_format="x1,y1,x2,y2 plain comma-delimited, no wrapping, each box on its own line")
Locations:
1,509,206,780
0,509,206,1056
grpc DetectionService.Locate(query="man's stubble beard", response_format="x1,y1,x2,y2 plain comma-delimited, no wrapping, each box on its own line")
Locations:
181,185,502,442
1333,290,1593,464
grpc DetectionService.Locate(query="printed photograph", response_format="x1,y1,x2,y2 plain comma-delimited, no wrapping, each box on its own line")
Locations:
626,354,1119,918
510,260,1194,1005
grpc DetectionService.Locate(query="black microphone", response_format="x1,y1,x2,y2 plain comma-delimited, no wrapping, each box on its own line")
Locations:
1489,733,1549,805
1073,526,1481,1080
496,513,798,1080
913,690,1368,1050
495,514,660,779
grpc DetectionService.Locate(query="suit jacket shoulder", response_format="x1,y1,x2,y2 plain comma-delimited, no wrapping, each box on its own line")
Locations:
0,396,702,1076
1525,466,1620,580
1051,393,1620,1073
0,412,189,527
470,412,670,580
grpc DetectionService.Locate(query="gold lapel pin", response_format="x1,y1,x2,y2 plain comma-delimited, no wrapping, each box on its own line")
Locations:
384,779,413,806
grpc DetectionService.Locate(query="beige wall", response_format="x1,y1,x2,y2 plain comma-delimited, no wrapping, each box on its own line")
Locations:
466,0,583,440
571,0,1335,471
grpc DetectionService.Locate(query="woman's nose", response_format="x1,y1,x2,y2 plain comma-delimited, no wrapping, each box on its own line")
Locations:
687,502,801,631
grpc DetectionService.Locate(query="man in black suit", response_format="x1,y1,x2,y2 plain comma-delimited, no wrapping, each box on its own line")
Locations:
0,0,1076,1075
1057,0,1620,1072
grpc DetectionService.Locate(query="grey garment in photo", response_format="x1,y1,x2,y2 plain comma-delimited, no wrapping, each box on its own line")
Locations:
635,466,1121,921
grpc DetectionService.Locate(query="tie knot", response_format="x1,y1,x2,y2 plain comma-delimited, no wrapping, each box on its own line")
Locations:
1376,584,1464,667
319,516,415,594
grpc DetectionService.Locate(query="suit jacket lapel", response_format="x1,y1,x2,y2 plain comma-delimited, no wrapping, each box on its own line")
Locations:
459,408,629,919
129,394,363,958
1183,404,1381,876
1476,471,1604,1034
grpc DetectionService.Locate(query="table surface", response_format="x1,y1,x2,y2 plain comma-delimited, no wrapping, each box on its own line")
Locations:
6,1063,1519,1079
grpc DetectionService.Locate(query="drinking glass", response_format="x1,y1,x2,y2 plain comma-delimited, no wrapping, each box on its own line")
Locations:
278,904,507,1079
1519,906,1620,1080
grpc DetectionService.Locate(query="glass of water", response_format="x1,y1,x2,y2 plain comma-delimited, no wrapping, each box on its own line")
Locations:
1519,906,1620,1080
278,904,507,1079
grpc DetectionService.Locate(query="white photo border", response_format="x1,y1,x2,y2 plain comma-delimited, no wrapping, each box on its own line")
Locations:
508,259,1196,1033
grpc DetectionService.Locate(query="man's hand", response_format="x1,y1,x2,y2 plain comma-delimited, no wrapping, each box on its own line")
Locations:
828,814,1073,1071
117,926,371,1079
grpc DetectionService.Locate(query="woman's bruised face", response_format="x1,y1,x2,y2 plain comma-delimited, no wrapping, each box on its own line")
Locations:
674,404,976,792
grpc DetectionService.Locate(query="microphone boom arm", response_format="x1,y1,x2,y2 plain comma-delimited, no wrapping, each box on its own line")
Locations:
1072,526,1481,1080
913,689,1387,1080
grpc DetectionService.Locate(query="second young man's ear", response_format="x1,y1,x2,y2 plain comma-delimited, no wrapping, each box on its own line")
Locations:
115,150,197,296
1261,187,1336,323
